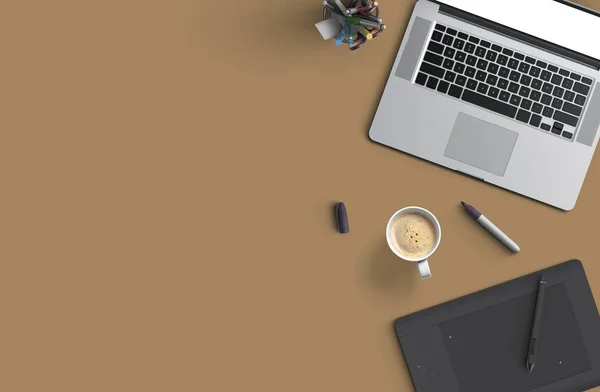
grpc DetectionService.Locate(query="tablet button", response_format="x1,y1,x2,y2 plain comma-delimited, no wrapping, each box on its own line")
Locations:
427,368,438,380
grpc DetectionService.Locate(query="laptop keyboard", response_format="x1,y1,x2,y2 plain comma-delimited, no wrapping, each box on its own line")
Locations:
415,23,595,141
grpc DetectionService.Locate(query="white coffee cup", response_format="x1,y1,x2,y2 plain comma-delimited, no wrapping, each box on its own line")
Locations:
386,207,442,279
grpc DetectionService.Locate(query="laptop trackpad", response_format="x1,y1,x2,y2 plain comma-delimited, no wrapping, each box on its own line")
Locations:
444,113,518,177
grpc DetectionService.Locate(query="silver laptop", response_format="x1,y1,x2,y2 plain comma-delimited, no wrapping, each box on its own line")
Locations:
369,0,600,210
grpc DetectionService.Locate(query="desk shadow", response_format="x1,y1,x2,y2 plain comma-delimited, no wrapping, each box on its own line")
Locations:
203,4,324,69
365,240,416,297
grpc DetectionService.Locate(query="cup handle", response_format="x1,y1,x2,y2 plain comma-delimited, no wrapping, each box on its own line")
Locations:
418,260,431,279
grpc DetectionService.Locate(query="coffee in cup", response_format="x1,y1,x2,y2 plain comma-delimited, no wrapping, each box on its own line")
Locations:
386,207,441,279
389,212,437,259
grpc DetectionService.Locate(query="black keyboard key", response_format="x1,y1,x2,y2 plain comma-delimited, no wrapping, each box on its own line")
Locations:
424,51,444,66
462,89,518,118
509,82,519,93
510,95,521,106
428,41,444,54
453,39,465,50
435,24,446,31
559,68,570,77
529,67,541,78
432,30,443,42
509,71,520,82
444,71,456,83
521,99,532,110
570,72,581,81
536,60,547,68
564,91,575,102
502,48,514,56
458,32,468,40
497,54,508,66
455,51,466,62
426,76,439,89
454,63,465,74
541,123,551,131
487,63,499,74
442,35,454,45
575,94,586,106
553,122,564,131
477,59,488,70
551,127,562,135
420,62,445,78
446,28,457,36
499,67,510,78
530,91,542,102
486,51,497,62
514,52,525,60
480,40,491,48
497,78,509,90
416,72,427,86
563,131,573,139
516,109,531,123
519,62,530,73
563,101,582,117
438,80,450,94
551,98,563,109
469,36,480,44
562,78,574,89
475,46,486,57
492,44,502,52
519,86,531,98
521,75,532,86
465,66,476,78
542,83,553,94
541,70,551,81
532,103,543,114
541,94,553,105
477,83,489,94
525,56,536,65
548,64,558,72
499,91,510,102
448,84,463,98
573,82,590,96
543,106,554,117
488,87,500,98
444,47,456,58
443,58,455,70
486,74,498,86
551,74,563,85
531,79,543,90
582,77,593,85
465,43,476,54
466,79,478,90
530,114,542,127
542,94,552,105
456,75,467,86
476,70,486,82
508,58,519,70
466,55,477,66
554,111,578,126
553,86,564,98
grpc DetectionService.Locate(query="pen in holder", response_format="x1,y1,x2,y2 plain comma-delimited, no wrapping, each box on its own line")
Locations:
317,0,386,51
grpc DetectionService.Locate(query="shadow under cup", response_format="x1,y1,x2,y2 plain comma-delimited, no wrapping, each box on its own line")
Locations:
386,207,442,279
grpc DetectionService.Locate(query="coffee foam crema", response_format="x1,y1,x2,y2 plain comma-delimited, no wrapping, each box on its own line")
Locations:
390,212,437,259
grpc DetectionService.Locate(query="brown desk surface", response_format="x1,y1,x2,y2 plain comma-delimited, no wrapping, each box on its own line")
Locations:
2,0,600,391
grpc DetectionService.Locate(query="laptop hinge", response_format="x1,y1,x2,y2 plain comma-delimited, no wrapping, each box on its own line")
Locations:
435,2,600,71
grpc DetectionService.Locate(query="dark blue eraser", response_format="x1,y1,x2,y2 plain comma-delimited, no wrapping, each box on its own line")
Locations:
335,202,349,233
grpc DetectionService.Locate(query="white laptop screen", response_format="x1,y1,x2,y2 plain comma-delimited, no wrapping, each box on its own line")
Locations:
436,0,600,62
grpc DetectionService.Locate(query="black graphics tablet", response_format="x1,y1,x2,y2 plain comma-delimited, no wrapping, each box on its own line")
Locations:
394,260,600,392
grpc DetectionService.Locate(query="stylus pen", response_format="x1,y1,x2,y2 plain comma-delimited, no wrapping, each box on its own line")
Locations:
461,202,520,253
527,276,547,373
